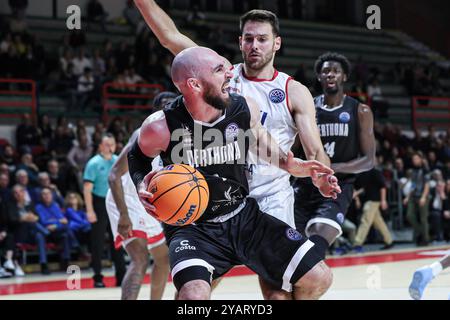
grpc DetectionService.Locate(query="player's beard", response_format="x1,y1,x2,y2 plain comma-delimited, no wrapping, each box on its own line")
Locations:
203,82,231,111
242,47,275,71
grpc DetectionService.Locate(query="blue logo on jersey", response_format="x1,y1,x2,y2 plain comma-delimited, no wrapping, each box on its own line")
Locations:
336,213,345,224
269,89,286,104
225,122,239,140
286,228,302,241
339,112,350,123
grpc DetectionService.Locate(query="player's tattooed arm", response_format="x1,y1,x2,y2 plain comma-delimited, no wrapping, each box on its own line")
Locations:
134,0,197,55
246,96,335,179
331,103,376,174
289,80,331,167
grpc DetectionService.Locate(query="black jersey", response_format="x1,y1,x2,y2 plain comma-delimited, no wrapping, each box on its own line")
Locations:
298,94,360,182
160,94,251,222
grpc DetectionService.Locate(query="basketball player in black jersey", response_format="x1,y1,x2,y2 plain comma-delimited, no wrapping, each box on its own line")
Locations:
294,52,376,252
128,47,341,300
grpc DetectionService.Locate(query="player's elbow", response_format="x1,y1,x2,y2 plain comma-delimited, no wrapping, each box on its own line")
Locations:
107,171,118,188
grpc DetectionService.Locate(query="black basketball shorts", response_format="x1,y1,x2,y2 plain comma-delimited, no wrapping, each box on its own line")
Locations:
165,197,323,292
294,182,354,237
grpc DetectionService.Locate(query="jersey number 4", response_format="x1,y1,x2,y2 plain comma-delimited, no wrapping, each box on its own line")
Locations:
324,142,336,158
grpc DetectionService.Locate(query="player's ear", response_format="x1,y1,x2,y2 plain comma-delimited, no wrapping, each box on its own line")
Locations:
274,36,281,51
239,36,243,50
343,74,348,82
187,78,201,92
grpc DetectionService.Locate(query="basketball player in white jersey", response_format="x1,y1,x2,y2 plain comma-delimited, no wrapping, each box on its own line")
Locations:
133,0,340,300
106,92,176,299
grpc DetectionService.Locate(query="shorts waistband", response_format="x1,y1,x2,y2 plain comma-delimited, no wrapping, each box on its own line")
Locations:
205,200,247,223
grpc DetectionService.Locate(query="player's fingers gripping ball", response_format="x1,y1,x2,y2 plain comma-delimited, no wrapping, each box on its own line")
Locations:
147,164,209,226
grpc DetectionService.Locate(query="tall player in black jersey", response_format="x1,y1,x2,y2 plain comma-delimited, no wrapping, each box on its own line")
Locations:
294,52,376,252
128,47,341,300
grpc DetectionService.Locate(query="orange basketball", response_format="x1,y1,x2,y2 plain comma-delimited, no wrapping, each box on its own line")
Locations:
147,164,209,226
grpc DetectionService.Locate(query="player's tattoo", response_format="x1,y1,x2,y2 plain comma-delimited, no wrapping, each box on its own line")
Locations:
121,272,144,300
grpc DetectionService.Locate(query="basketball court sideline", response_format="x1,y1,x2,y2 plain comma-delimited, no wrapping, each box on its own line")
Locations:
1,245,449,300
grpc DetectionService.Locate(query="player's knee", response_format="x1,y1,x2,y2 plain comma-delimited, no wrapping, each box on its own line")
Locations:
151,244,170,268
177,280,211,300
133,255,149,274
295,261,333,295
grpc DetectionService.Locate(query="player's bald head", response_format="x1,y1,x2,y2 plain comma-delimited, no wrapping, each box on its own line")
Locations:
171,47,225,90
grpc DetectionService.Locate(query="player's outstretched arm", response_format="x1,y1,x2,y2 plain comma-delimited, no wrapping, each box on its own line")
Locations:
332,103,376,174
127,111,170,215
246,96,334,179
289,80,330,167
134,0,198,55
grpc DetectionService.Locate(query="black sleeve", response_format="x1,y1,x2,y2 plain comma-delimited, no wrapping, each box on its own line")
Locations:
375,169,386,189
127,139,154,187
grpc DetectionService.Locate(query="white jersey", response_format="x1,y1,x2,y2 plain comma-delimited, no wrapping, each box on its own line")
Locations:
229,63,297,199
106,156,164,249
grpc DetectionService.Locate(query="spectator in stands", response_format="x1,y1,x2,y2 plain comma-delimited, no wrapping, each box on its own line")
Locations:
67,133,93,191
16,114,41,150
87,0,108,32
72,48,92,78
48,126,74,162
91,123,105,150
353,157,394,252
59,49,74,77
4,185,48,274
74,67,96,111
444,160,450,181
64,192,91,256
92,48,106,79
428,169,446,242
16,153,39,186
14,169,33,205
426,150,444,172
0,173,12,202
443,180,450,241
35,187,71,271
394,157,406,179
47,159,71,197
124,67,144,88
0,144,17,172
33,172,64,207
405,153,431,246
37,114,53,150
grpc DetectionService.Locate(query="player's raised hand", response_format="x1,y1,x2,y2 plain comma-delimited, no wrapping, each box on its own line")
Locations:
311,173,342,199
281,151,334,178
137,171,158,217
